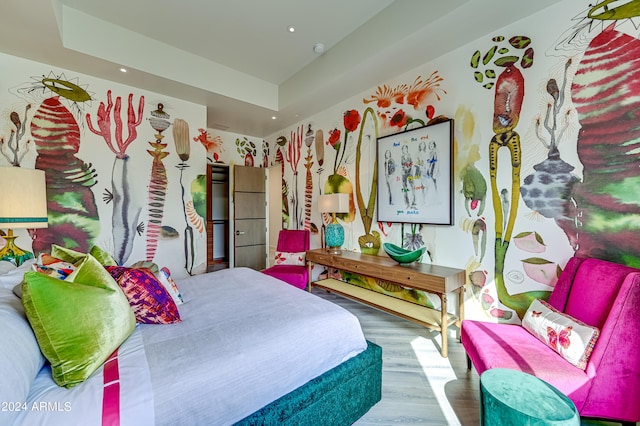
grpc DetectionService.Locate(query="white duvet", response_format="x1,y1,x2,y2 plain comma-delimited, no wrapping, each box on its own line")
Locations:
15,267,367,426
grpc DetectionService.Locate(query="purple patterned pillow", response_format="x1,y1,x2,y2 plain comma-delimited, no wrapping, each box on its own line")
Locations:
106,266,181,324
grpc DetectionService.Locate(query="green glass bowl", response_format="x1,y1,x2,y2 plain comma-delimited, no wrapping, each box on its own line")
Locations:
383,243,426,265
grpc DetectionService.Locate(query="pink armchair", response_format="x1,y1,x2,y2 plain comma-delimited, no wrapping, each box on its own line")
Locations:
461,256,640,425
261,230,310,290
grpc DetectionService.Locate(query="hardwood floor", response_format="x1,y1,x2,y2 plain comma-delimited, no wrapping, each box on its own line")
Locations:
312,288,480,426
312,289,633,426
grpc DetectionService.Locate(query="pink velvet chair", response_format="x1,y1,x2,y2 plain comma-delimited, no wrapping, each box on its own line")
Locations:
461,256,640,425
261,230,310,290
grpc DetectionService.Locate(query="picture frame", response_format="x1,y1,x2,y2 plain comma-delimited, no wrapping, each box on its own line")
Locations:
376,119,454,225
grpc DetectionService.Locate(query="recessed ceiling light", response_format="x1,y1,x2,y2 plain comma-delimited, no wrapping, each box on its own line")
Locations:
287,26,295,33
272,116,277,120
120,67,127,73
313,43,325,54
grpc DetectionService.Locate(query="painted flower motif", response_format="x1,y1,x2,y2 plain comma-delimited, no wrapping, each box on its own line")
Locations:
326,128,341,150
390,109,409,128
343,109,361,133
331,109,361,173
426,105,435,120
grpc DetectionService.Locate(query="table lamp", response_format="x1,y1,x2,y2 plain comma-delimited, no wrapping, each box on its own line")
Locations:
0,167,48,266
318,193,349,255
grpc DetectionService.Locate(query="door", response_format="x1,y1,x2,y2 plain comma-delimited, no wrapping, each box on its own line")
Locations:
233,165,266,270
267,164,282,267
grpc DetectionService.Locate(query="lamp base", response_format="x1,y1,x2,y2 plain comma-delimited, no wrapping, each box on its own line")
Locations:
325,222,344,256
0,231,34,267
326,247,342,255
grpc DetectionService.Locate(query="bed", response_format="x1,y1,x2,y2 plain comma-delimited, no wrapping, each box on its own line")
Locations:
0,263,382,426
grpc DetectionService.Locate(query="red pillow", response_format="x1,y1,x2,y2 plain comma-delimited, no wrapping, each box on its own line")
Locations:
106,266,181,324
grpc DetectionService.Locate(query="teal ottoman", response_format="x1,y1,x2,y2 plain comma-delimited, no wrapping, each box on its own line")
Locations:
480,368,580,426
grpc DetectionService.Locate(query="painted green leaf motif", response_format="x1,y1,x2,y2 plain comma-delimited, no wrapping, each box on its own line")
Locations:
492,35,505,42
514,231,545,245
521,47,534,68
483,46,497,65
485,69,496,79
42,78,92,102
471,50,481,68
494,56,519,67
498,47,510,54
483,82,495,90
474,71,484,83
521,257,553,265
509,35,532,49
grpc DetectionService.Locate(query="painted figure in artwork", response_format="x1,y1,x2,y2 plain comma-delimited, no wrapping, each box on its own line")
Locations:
383,149,396,205
414,141,427,204
401,144,416,209
426,140,439,192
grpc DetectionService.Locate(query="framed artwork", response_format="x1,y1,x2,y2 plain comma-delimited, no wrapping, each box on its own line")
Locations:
376,119,454,225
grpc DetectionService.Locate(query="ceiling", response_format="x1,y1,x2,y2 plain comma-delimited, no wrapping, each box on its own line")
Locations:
0,0,558,138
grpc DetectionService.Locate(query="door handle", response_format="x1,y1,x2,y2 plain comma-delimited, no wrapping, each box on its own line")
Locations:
235,230,245,235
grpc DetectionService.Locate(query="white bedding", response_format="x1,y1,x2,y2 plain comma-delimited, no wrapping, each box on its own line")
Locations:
143,267,367,425
8,267,367,426
12,327,154,426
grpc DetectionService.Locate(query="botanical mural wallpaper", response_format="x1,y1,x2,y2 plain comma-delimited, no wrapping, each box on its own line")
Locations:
0,56,207,279
3,0,639,322
258,0,639,322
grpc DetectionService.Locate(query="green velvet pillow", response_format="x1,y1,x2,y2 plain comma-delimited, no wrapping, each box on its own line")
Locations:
50,244,118,267
89,245,118,267
21,254,135,388
49,244,86,264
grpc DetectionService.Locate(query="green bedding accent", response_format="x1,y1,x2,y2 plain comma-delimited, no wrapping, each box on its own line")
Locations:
235,341,382,425
342,271,435,309
21,254,135,388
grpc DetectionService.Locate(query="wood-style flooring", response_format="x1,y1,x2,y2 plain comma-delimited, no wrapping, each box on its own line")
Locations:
312,288,632,426
312,288,479,426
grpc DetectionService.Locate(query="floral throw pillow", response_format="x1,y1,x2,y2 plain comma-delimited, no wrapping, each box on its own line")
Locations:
522,299,600,370
157,267,184,305
32,253,76,280
274,251,306,266
106,266,181,324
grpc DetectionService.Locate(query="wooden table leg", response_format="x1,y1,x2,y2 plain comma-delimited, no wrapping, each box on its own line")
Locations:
457,286,465,339
440,293,448,358
307,262,313,292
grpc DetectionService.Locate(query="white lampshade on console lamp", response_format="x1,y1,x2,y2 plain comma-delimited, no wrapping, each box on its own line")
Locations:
0,167,48,266
318,193,349,255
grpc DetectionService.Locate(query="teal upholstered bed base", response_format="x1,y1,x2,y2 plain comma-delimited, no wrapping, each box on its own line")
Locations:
235,340,382,425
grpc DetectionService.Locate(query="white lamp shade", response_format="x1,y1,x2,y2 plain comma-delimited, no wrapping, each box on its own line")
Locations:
318,193,349,214
0,167,48,229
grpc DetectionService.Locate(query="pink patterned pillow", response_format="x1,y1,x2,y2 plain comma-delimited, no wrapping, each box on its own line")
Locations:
522,299,599,370
274,251,306,266
106,266,181,324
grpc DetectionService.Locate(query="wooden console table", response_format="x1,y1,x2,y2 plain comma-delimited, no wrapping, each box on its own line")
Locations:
306,249,465,357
